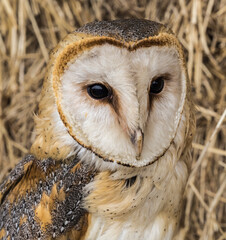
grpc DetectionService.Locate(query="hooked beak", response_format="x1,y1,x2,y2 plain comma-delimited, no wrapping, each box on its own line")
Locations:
130,128,144,160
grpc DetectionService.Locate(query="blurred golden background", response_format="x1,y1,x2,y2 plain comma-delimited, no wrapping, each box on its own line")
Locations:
0,0,225,239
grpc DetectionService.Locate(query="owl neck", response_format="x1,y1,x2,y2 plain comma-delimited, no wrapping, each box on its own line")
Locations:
82,155,190,240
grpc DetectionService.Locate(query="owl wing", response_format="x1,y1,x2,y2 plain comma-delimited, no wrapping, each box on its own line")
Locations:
0,154,96,240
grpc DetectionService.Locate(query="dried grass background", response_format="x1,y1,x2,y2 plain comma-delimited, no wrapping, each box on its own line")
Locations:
0,0,225,239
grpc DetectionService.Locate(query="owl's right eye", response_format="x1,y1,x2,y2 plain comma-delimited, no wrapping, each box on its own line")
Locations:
87,84,110,100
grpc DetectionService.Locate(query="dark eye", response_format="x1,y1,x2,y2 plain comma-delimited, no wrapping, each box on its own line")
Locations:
87,84,109,99
150,77,164,94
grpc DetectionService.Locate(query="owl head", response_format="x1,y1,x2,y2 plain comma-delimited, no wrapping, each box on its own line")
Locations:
31,19,195,169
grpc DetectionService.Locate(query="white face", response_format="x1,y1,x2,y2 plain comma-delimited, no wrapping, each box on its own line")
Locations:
59,44,186,167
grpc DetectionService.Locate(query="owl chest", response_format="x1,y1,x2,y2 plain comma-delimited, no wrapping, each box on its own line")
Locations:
84,209,177,240
82,158,188,240
83,176,180,240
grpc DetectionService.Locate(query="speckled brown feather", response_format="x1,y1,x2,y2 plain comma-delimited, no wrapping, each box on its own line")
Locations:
75,19,171,41
0,155,96,239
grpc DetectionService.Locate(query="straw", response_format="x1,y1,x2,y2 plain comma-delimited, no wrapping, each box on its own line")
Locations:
0,1,225,239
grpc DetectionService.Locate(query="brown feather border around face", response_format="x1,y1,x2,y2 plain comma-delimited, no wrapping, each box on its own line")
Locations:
52,32,187,167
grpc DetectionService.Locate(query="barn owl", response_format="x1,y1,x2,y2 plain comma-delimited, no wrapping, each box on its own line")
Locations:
0,19,195,240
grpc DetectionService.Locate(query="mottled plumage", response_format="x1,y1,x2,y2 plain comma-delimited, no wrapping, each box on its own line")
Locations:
0,154,96,239
0,19,195,240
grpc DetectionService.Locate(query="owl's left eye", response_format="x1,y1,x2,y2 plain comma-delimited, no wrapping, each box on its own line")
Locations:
87,84,110,100
150,76,165,94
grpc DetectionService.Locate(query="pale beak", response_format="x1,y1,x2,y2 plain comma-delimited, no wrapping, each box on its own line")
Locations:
130,128,144,160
